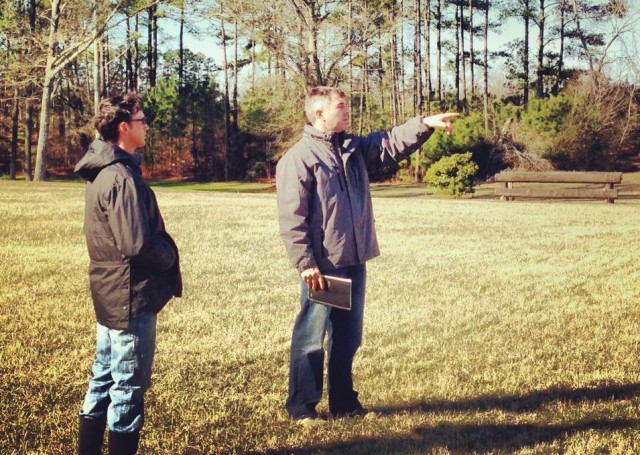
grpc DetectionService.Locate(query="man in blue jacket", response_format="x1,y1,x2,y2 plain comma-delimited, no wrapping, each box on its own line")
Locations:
276,86,457,424
75,92,182,454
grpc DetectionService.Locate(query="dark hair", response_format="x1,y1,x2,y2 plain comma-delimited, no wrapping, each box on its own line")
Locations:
94,92,143,141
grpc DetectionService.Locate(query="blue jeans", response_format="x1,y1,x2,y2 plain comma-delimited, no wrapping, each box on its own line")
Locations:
286,263,366,418
79,313,157,433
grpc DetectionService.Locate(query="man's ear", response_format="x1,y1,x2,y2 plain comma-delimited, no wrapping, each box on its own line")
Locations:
117,121,129,138
315,109,324,121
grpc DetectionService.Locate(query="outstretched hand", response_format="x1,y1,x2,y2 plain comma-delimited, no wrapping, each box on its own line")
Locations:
423,112,461,135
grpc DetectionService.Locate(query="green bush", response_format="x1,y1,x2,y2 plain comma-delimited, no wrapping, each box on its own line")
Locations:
424,152,478,197
420,111,495,178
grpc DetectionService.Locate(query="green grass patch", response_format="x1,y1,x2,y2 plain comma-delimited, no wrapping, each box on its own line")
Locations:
149,180,276,193
2,180,640,454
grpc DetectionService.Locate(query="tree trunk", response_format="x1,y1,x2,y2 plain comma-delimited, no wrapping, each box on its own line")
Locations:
552,0,565,95
26,0,37,180
469,0,474,97
460,0,467,109
134,14,140,90
424,0,432,114
179,0,185,82
233,18,239,130
413,0,423,115
221,7,230,181
93,5,101,118
309,16,323,86
153,9,158,87
101,33,108,96
348,0,353,112
390,0,399,124
35,74,55,180
126,16,133,89
250,22,256,91
413,0,422,182
25,100,33,181
523,0,530,104
378,32,384,113
358,26,368,135
64,106,73,167
483,0,490,135
436,0,442,103
455,2,461,110
399,0,405,118
34,0,61,181
10,88,19,180
289,0,325,86
147,5,157,87
536,0,545,98
93,42,101,115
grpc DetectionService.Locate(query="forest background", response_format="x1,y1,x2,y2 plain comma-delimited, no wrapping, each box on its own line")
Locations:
1,0,639,184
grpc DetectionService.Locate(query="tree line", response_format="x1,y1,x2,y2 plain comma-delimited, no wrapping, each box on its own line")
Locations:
0,0,639,182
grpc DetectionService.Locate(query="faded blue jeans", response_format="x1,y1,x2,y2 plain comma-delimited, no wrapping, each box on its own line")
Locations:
286,263,366,419
79,313,157,433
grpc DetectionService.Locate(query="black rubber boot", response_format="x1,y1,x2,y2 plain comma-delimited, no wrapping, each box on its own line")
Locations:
78,415,107,455
108,430,140,455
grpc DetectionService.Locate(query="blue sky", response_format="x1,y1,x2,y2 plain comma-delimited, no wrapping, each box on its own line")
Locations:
166,4,639,89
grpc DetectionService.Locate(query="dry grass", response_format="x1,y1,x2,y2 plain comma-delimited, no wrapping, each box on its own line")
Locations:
1,180,640,454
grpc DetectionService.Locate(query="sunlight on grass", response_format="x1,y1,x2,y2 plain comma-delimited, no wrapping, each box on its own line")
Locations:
2,180,640,454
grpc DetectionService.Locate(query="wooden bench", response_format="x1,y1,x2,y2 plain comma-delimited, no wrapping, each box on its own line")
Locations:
494,171,623,203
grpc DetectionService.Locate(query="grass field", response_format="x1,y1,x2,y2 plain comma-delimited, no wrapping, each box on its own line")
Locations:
2,180,640,454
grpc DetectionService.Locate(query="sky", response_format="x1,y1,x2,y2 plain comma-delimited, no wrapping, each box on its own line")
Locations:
162,4,640,92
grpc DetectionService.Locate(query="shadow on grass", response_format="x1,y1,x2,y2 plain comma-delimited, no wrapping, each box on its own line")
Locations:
257,383,640,454
371,382,640,415
259,418,638,454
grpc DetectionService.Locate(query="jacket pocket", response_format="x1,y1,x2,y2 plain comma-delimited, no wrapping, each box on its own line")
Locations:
89,261,130,327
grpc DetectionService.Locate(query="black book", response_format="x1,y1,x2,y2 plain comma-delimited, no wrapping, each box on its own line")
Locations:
308,275,352,310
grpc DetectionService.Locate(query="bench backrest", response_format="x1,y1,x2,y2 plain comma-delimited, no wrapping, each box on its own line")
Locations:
494,171,623,184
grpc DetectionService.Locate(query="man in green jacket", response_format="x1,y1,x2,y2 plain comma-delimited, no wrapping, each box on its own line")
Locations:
75,92,182,454
276,86,457,424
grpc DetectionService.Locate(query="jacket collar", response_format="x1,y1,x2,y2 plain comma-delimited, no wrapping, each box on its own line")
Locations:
303,124,335,143
303,125,350,150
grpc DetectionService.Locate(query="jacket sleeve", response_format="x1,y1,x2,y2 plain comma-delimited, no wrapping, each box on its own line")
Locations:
276,153,317,274
107,177,176,271
136,232,177,272
360,115,434,171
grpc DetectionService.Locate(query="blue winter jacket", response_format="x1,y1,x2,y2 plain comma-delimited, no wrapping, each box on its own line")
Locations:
276,116,433,274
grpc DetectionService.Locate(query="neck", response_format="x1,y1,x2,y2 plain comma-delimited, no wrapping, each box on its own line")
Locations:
116,140,135,154
313,122,333,133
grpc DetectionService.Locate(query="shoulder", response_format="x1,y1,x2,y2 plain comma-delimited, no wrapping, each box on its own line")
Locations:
94,162,142,194
277,137,316,169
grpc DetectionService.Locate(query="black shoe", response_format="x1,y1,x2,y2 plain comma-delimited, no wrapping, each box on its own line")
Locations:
331,406,370,418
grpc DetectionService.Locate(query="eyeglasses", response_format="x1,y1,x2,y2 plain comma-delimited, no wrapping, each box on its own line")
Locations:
129,117,148,125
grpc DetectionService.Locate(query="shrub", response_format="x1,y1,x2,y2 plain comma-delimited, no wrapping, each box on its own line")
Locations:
421,111,495,178
424,152,479,197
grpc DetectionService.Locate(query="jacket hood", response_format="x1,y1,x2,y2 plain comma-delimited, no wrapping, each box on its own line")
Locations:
74,139,142,182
